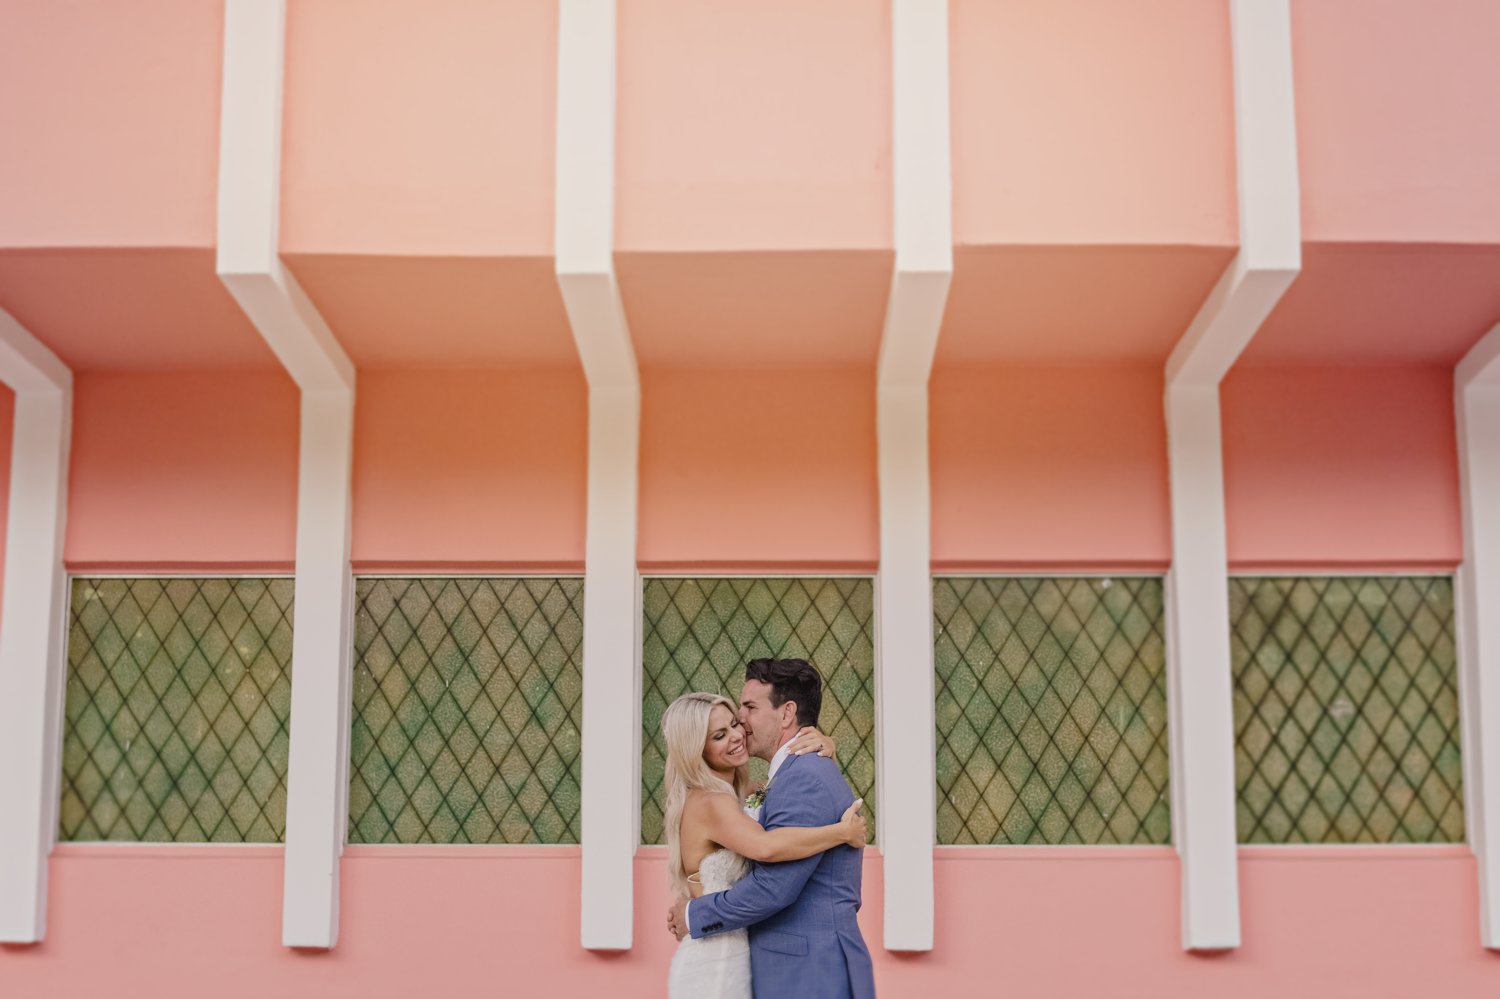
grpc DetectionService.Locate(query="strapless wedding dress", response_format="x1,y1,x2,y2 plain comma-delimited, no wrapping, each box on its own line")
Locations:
667,846,752,998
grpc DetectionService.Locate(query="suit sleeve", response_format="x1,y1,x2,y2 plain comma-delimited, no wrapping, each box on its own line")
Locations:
687,761,837,938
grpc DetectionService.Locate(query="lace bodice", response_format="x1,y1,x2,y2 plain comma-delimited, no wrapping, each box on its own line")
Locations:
694,847,750,893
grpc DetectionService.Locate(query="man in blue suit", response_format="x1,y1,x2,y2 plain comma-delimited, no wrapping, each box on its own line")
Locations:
668,658,876,998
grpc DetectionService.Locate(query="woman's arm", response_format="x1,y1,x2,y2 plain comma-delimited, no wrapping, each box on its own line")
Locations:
696,791,865,863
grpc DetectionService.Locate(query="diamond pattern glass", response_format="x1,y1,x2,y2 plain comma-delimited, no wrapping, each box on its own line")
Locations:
934,577,1170,845
641,577,876,845
1231,576,1463,844
59,578,295,842
348,578,583,844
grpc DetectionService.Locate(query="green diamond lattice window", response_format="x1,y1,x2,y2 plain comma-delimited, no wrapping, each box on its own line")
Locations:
934,577,1170,845
1232,576,1463,844
59,578,294,842
641,578,876,845
348,578,583,844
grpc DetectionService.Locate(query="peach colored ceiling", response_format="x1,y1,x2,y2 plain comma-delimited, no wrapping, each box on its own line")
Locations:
284,255,577,368
1222,367,1461,568
280,0,556,257
1292,0,1500,243
351,370,586,568
950,0,1236,247
1240,244,1500,366
0,250,278,370
0,0,223,249
615,0,891,252
934,245,1233,365
617,251,891,369
930,366,1171,570
66,372,298,569
638,369,877,569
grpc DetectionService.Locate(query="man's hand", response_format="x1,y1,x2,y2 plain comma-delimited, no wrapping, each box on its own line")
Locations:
667,896,689,941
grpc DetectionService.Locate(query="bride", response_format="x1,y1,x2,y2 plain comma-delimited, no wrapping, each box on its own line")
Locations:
661,691,866,998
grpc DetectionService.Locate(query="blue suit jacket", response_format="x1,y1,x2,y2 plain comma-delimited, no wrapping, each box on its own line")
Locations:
688,753,875,999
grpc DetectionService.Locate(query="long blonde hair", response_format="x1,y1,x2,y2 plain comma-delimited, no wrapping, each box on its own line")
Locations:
662,691,752,897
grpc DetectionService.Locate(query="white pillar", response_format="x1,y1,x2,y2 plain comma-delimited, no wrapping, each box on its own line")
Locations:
1455,322,1500,949
0,310,73,944
217,0,358,949
1161,0,1301,951
555,0,642,951
874,0,952,953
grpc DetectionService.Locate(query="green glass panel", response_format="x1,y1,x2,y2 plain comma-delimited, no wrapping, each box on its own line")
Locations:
641,578,876,845
1231,576,1462,843
347,578,583,844
59,578,294,842
934,577,1170,844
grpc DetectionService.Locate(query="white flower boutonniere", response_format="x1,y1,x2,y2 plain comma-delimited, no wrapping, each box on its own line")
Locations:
744,778,773,810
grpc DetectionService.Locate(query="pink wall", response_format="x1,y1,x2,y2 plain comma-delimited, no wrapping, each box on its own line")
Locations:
65,372,299,570
950,0,1236,247
5,847,1495,996
638,369,878,569
930,366,1171,569
1292,0,1500,243
280,0,556,257
350,370,587,570
1222,366,1462,570
0,0,222,249
615,0,891,252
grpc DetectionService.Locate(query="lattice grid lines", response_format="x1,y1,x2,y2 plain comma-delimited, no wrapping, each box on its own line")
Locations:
1231,576,1463,844
348,577,584,844
641,577,876,845
934,577,1170,845
59,578,295,842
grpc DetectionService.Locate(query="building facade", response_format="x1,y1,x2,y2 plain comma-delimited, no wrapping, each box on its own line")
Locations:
3,0,1500,995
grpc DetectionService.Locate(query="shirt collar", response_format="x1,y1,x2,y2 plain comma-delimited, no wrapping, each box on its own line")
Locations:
767,740,795,782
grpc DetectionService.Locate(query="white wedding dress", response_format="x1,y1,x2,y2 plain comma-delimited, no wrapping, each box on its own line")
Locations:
667,846,752,998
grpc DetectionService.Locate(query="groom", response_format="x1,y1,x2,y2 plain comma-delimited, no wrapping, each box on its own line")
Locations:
667,658,876,998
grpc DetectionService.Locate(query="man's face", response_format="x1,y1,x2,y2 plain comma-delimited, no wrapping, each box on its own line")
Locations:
738,679,786,761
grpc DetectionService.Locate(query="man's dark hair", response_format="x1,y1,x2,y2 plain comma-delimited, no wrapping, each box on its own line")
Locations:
744,658,823,728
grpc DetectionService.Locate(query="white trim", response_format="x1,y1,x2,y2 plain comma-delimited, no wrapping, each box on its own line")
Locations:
352,573,588,581
0,312,72,943
69,571,297,580
874,0,953,953
1455,321,1500,948
639,572,876,580
932,571,1166,580
555,0,641,952
1160,0,1301,952
217,0,357,949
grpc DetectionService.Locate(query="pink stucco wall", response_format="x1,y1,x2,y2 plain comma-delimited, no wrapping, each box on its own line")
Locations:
638,369,878,569
1291,0,1500,244
0,0,222,250
931,366,1172,569
1223,366,1462,569
64,372,299,570
350,369,587,570
4,847,1495,996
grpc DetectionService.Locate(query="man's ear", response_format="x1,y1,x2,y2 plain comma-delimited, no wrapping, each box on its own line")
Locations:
780,699,799,728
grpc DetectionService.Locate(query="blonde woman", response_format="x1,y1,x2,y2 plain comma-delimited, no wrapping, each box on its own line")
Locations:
662,691,865,998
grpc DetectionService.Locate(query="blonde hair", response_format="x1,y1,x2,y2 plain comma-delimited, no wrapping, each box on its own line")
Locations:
662,691,752,897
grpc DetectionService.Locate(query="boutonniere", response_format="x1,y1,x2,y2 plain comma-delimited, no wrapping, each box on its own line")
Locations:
744,778,773,810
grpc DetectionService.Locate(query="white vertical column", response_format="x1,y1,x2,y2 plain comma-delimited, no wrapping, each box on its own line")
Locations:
0,309,73,944
875,0,952,953
555,0,641,952
1456,322,1500,949
217,0,358,949
1161,0,1301,951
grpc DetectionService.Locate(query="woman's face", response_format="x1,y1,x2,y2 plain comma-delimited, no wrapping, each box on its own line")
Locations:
702,703,749,773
